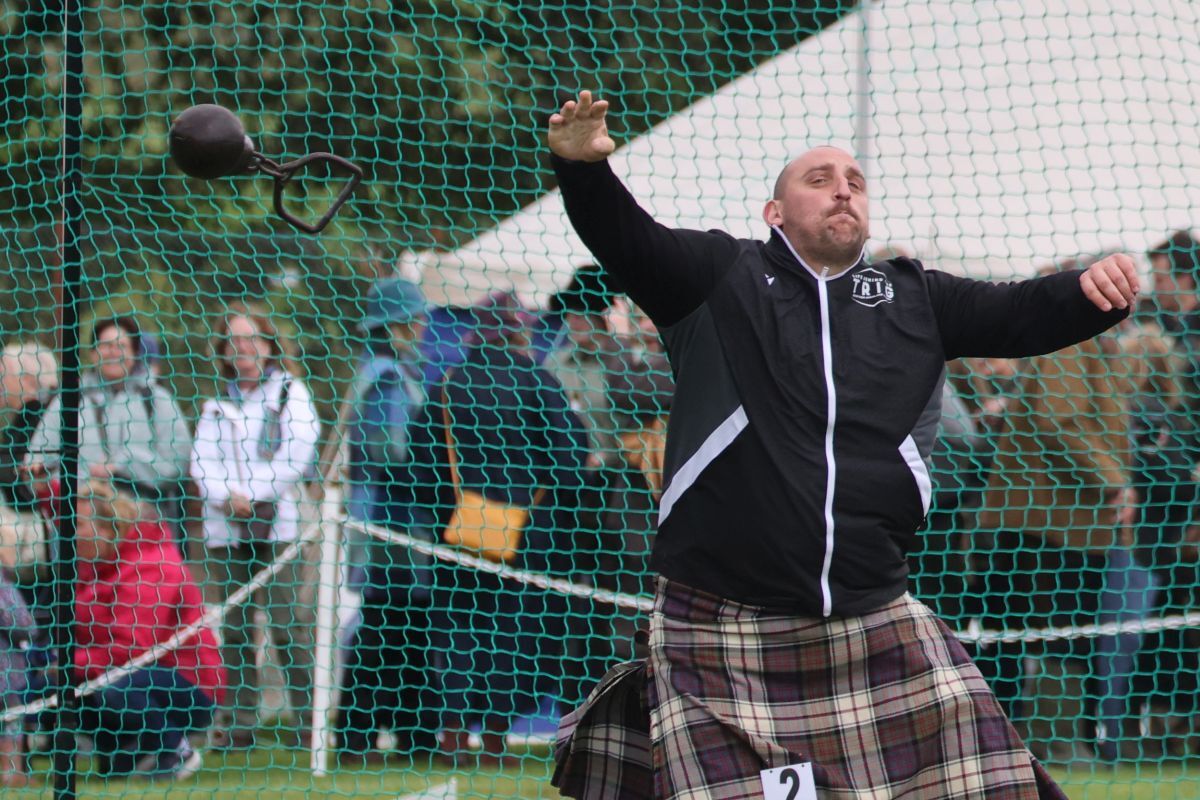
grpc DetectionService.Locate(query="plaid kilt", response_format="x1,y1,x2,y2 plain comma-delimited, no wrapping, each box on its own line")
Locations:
554,577,1068,800
651,579,1066,799
553,658,653,800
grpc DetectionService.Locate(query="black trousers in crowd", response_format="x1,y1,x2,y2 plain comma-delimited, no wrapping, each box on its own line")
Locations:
966,530,1105,723
336,594,439,755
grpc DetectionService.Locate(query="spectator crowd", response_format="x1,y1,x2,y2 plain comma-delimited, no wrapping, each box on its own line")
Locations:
1,234,1199,783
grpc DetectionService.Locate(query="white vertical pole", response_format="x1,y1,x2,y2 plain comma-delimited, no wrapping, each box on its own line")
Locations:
310,486,342,775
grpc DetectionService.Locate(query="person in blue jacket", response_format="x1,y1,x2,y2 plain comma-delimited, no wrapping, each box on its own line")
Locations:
336,276,441,765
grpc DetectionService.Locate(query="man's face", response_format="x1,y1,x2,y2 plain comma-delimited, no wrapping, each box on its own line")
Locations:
0,372,16,411
763,147,870,271
93,325,137,384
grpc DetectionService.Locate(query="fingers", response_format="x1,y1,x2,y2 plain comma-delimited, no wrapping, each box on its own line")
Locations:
20,462,47,481
549,90,614,161
1081,254,1140,311
549,98,578,130
551,91,608,125
1081,271,1124,312
577,90,609,116
1104,253,1139,298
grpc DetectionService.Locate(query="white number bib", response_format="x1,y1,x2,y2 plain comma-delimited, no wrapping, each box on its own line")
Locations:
760,762,817,800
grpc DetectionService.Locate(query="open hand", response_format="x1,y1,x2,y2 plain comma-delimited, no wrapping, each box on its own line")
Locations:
1080,253,1139,312
548,90,616,163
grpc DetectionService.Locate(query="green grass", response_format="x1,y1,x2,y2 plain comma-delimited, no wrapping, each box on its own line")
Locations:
1050,764,1200,800
7,742,1197,799
8,736,560,800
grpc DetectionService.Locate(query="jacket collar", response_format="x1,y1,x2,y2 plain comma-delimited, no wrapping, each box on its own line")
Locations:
227,366,281,403
83,368,152,400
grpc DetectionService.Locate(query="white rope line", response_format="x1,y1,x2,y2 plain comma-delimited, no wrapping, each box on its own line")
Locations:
347,518,655,613
1,513,324,724
957,610,1200,646
350,519,1200,646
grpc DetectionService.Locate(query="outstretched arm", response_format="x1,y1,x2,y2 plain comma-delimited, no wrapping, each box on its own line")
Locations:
929,255,1136,360
549,91,738,327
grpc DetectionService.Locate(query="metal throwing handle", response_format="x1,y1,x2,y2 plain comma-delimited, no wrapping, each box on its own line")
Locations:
250,152,365,234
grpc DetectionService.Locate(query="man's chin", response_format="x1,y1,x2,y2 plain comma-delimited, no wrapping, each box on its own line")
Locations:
824,234,865,263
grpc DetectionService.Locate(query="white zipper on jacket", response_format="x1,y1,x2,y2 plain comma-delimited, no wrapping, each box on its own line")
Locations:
816,267,837,617
771,226,854,618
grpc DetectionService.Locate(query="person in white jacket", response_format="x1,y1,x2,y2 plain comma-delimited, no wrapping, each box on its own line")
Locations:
190,303,320,750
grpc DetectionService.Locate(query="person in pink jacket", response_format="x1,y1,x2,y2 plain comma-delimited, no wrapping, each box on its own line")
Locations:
55,472,225,781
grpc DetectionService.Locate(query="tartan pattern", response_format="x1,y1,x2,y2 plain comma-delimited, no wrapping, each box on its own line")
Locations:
553,659,653,800
647,579,1069,800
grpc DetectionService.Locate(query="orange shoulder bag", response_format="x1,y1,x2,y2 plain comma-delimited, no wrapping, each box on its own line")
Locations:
441,388,546,563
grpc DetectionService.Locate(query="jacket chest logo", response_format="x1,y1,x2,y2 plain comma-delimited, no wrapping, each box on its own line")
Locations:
851,268,895,307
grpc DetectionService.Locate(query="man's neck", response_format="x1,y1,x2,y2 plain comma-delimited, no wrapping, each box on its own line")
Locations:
792,247,859,276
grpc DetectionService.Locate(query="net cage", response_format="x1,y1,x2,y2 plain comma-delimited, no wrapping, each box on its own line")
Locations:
1,0,1199,797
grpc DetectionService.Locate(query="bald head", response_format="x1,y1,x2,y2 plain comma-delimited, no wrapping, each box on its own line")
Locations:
763,146,869,274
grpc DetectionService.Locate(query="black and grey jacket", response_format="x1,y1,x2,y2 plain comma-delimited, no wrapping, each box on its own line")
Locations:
554,155,1126,617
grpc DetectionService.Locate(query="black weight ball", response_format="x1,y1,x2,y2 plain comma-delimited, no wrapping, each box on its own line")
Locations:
169,104,255,180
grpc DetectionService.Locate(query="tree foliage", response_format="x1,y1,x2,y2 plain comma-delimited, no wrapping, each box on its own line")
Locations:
1,0,855,422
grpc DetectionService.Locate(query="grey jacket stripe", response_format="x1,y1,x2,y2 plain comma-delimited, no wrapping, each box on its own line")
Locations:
900,370,945,515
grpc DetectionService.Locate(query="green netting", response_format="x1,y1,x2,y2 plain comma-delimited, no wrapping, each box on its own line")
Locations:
2,0,1200,797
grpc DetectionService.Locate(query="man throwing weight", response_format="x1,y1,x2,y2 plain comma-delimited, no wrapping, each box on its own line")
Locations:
548,90,1137,800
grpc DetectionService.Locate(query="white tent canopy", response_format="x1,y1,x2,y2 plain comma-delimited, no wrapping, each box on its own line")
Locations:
414,0,1200,306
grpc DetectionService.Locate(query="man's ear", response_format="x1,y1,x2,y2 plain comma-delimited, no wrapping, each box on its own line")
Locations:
762,199,782,227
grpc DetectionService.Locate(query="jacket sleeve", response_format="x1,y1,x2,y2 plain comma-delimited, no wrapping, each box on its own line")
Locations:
155,386,193,487
402,394,454,528
552,155,740,327
926,267,1128,361
351,376,387,473
247,378,320,503
190,401,232,508
358,369,415,472
122,385,191,489
0,576,36,645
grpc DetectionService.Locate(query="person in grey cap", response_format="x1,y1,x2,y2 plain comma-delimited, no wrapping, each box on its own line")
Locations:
336,275,443,765
561,354,674,708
